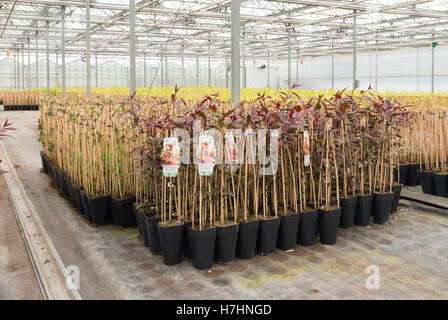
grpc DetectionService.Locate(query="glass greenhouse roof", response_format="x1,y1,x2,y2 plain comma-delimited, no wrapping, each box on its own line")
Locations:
1,0,448,59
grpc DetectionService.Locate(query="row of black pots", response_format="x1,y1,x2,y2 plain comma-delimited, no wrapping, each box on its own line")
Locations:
300,186,401,247
3,105,40,111
394,164,420,186
133,202,344,270
133,184,402,270
417,170,448,198
40,151,136,227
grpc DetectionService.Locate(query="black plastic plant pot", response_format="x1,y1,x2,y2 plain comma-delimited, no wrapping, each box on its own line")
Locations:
145,215,161,254
40,151,48,173
88,194,111,226
188,226,217,270
110,196,137,228
158,222,185,266
256,217,280,255
183,221,193,259
62,174,70,198
390,184,403,213
55,169,62,192
297,209,318,246
138,209,152,246
355,194,374,226
50,163,58,185
433,172,448,197
406,164,419,186
340,196,358,229
132,204,142,236
73,185,82,212
80,190,92,222
215,223,239,264
394,164,409,185
67,179,76,207
236,219,260,259
318,207,341,245
276,213,300,251
417,171,436,195
372,192,394,224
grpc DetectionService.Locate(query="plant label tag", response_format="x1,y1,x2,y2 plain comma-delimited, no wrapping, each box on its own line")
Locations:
161,137,180,177
304,130,310,167
225,131,239,172
198,135,216,176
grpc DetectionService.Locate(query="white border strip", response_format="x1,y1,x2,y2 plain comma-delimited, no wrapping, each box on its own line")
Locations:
0,141,82,300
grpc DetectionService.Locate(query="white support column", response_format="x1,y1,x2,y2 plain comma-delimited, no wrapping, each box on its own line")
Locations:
416,47,419,92
27,38,31,90
196,57,199,87
225,59,229,88
129,0,136,95
375,44,379,91
165,57,168,87
61,6,66,97
143,53,147,87
35,30,39,91
160,52,163,86
95,55,98,88
231,0,240,105
296,48,299,88
353,9,357,90
267,51,270,87
242,31,246,89
331,43,335,90
21,45,25,90
56,53,59,88
86,0,91,98
208,32,211,87
287,28,291,88
13,51,17,89
431,39,436,94
181,45,184,87
46,21,50,97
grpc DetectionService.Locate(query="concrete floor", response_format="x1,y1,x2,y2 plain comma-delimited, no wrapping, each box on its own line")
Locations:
1,110,448,300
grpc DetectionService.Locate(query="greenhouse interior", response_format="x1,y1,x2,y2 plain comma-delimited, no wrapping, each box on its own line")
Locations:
1,0,448,304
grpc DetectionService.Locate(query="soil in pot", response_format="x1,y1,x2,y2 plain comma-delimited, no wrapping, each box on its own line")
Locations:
318,206,341,245
145,214,161,254
188,226,217,270
214,222,239,264
355,194,374,226
236,218,260,259
88,194,111,226
372,192,394,224
276,211,300,251
433,172,448,198
158,221,185,266
406,164,419,186
110,196,137,228
256,216,280,256
417,170,436,195
390,184,402,213
297,209,318,246
340,196,358,229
